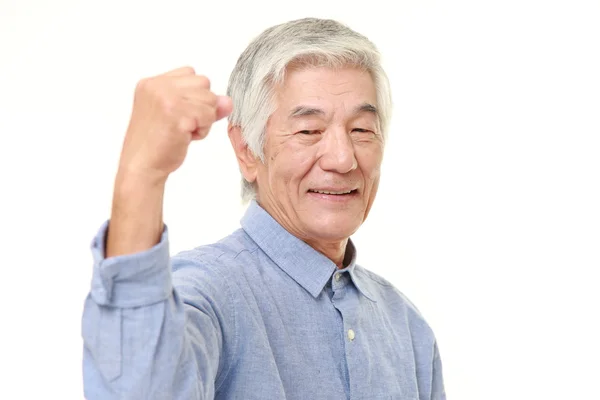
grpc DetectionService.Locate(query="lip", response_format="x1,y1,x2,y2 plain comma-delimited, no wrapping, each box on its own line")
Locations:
308,187,358,194
306,188,359,202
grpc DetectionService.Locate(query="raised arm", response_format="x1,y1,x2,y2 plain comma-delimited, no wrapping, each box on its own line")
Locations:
81,66,233,399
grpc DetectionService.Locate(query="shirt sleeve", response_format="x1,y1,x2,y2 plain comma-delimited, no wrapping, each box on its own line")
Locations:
431,341,447,400
81,220,234,399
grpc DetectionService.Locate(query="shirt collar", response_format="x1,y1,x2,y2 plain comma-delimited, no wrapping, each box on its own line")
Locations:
240,200,376,302
339,240,377,302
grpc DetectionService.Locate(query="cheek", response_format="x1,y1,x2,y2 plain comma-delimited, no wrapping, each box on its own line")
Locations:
358,148,383,181
270,147,317,187
366,164,381,181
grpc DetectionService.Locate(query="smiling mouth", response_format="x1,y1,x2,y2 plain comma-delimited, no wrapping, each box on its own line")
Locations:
308,189,358,195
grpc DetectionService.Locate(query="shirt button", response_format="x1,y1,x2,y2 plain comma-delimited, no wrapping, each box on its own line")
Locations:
335,273,342,281
347,329,355,341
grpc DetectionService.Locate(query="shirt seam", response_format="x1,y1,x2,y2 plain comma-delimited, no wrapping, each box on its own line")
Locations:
354,266,392,287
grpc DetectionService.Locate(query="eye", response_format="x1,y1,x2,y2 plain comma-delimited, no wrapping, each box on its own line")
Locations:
297,130,321,135
350,128,379,142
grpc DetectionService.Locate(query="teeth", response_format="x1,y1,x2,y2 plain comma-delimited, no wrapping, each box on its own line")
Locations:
311,189,353,195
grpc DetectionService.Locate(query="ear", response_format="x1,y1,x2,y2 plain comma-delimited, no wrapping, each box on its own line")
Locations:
228,123,259,184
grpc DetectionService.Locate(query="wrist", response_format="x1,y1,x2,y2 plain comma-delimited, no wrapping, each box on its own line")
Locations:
107,170,166,258
114,165,168,194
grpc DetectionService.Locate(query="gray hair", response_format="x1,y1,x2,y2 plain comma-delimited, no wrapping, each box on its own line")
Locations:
226,17,392,202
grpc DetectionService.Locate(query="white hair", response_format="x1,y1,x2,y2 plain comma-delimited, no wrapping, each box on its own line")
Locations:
226,17,393,202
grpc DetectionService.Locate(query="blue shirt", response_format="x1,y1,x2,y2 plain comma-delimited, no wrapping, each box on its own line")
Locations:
82,200,446,399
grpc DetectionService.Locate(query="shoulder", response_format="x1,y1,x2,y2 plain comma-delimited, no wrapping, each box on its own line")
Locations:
172,228,258,274
354,265,419,310
354,265,435,335
169,228,258,303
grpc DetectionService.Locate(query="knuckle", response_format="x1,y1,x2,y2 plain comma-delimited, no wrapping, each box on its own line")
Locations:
181,66,195,75
195,106,216,127
205,105,218,121
135,77,163,102
135,77,151,94
194,130,209,140
178,115,195,132
196,75,211,89
205,91,218,106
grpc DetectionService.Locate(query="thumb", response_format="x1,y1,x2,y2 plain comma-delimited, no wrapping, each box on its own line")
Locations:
216,96,233,120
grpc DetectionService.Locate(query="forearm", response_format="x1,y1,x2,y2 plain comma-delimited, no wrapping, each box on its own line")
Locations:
83,224,226,399
82,294,203,399
106,170,166,257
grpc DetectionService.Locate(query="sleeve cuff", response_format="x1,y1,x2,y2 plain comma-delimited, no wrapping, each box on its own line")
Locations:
89,220,172,308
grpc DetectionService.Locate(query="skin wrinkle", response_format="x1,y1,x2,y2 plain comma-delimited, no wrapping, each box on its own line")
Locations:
237,66,383,268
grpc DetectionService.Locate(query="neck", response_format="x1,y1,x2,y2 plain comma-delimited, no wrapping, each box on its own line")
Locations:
305,238,348,269
256,199,350,269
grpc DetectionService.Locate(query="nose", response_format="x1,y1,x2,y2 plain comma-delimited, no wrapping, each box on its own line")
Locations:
318,127,358,174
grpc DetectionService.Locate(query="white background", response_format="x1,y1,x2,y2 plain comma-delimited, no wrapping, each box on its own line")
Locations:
1,0,599,399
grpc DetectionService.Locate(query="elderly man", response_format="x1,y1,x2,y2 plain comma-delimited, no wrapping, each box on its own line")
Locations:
82,17,445,399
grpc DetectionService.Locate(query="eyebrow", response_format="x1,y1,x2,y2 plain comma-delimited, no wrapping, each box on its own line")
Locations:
289,106,326,118
354,103,378,116
288,102,378,119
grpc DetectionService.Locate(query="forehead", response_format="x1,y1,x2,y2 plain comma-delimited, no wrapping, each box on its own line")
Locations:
274,66,377,111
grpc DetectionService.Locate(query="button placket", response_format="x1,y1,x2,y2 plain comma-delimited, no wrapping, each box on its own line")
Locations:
332,272,345,293
347,328,355,341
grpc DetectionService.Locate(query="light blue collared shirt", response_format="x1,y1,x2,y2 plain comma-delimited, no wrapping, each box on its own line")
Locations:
82,201,445,399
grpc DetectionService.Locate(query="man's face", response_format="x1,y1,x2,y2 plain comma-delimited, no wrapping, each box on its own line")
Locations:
253,65,384,243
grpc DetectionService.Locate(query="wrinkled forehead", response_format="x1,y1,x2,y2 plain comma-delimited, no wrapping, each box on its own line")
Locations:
271,64,378,118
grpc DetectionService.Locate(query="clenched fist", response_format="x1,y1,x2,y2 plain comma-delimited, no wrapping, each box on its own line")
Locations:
106,66,233,257
117,66,233,184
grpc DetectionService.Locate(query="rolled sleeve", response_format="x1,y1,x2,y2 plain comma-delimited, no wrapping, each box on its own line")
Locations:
89,220,172,308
